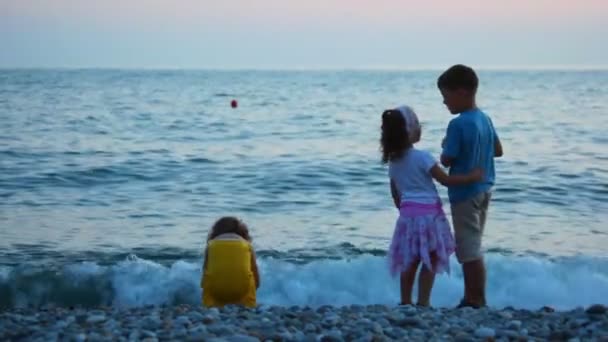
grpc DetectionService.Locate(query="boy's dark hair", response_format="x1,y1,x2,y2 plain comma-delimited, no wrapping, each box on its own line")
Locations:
437,64,478,92
208,216,252,242
380,109,412,164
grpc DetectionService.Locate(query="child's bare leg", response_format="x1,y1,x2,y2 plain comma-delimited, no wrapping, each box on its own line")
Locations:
417,253,438,307
400,260,419,305
463,258,486,307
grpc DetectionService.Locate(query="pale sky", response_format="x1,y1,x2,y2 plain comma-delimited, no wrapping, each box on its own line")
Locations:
1,0,607,69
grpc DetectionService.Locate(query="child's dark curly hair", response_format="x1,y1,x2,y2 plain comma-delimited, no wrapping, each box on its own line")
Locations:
380,109,412,164
208,216,252,242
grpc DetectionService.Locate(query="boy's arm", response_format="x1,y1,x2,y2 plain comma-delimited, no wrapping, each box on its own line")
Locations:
390,179,400,209
489,117,503,158
430,165,483,186
494,137,503,157
441,120,461,167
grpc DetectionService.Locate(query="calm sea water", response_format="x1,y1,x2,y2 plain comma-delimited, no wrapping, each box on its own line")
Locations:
0,69,607,309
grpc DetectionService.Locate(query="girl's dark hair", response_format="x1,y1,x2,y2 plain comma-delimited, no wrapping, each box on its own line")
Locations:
380,109,412,163
208,216,252,242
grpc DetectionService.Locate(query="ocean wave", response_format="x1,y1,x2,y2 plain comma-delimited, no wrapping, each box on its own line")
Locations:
1,253,606,310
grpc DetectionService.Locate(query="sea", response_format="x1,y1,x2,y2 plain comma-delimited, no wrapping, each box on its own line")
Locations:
0,69,607,310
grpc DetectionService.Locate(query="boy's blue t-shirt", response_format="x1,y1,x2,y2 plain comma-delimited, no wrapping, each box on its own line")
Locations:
442,108,497,204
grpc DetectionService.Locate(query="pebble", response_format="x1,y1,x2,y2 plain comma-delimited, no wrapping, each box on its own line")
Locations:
304,323,316,333
128,330,140,340
321,334,343,342
174,315,191,327
538,327,551,337
498,311,513,320
323,314,341,326
141,315,162,330
397,317,423,327
377,318,390,327
141,330,157,338
208,324,234,336
474,326,496,338
498,329,520,339
550,330,575,340
86,313,107,324
292,330,306,341
411,328,424,336
189,311,205,322
226,334,259,342
587,304,607,315
399,305,418,316
506,320,522,330
186,332,208,341
454,332,474,342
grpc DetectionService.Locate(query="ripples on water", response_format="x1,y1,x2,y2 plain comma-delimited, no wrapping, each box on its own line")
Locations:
1,70,607,260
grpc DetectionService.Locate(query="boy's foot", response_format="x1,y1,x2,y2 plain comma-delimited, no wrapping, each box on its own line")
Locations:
456,298,485,309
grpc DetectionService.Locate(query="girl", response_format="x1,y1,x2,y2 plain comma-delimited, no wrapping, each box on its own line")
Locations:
201,217,260,308
381,106,481,307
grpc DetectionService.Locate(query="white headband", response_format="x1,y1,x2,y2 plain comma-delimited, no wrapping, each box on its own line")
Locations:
396,105,421,143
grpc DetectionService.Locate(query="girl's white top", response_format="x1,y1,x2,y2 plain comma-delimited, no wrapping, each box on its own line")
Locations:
389,148,440,204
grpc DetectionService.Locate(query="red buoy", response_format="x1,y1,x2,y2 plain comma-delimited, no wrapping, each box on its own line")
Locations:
231,100,238,108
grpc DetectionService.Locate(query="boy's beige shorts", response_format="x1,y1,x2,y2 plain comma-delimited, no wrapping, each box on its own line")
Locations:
451,191,492,263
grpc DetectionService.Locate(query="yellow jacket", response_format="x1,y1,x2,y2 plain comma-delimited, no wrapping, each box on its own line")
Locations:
201,237,256,307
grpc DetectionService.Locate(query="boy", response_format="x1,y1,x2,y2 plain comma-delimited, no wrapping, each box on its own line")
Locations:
438,64,503,308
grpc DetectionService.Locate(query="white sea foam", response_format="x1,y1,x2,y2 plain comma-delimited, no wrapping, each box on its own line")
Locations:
1,254,607,309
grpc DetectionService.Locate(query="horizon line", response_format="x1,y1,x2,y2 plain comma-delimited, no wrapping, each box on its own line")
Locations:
2,65,608,72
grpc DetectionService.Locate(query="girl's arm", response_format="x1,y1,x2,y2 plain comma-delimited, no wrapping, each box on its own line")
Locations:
390,179,400,209
251,248,260,289
430,165,483,186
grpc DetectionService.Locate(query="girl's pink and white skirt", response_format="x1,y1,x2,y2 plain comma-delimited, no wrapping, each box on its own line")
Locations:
388,200,455,276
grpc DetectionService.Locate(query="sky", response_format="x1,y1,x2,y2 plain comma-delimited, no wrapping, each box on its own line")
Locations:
1,0,607,69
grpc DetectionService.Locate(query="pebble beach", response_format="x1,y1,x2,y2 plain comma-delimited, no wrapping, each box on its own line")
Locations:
1,304,607,342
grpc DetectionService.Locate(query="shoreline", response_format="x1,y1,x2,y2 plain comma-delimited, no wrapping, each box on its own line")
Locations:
1,304,606,341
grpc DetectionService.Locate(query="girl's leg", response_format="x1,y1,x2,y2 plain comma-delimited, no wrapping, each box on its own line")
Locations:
417,252,438,307
400,260,420,305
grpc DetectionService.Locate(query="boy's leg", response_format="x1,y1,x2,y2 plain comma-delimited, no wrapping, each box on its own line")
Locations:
400,260,420,305
463,259,486,307
477,193,491,305
452,192,490,307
